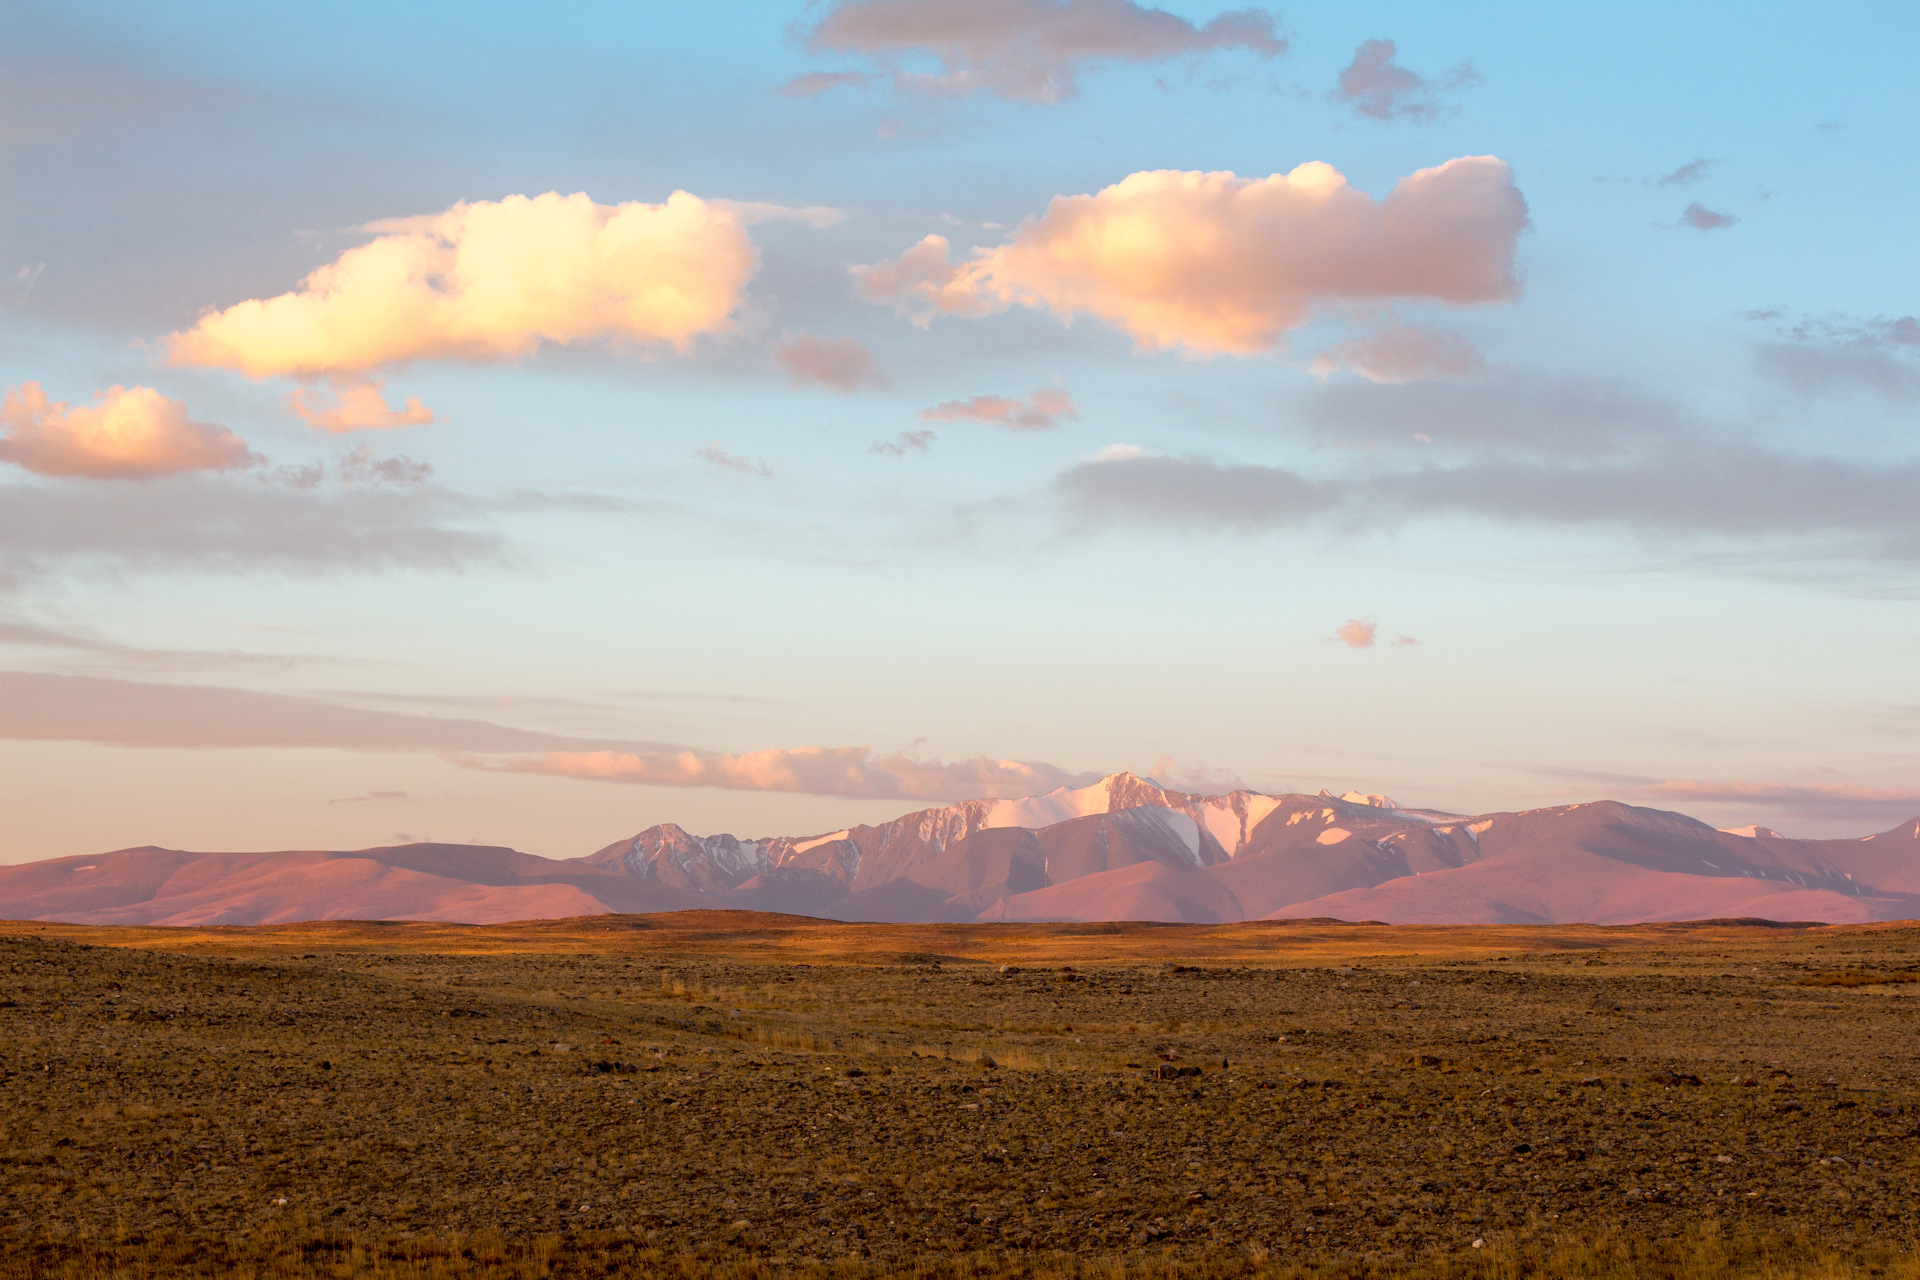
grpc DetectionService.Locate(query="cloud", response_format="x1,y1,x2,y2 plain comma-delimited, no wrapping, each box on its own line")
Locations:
1057,450,1335,531
1627,778,1920,825
1331,38,1478,122
0,470,499,580
336,444,432,488
0,671,603,753
1051,441,1920,561
1334,619,1376,648
774,70,882,97
466,745,1096,801
286,377,437,432
1312,324,1486,383
0,382,258,479
695,441,773,477
774,332,886,392
786,0,1284,104
1756,315,1920,399
921,387,1078,430
1679,202,1737,231
853,158,1528,355
165,191,760,378
1656,159,1714,187
870,429,937,456
1304,372,1680,457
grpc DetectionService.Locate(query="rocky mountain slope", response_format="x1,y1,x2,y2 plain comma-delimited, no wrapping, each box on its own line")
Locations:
4,773,1916,926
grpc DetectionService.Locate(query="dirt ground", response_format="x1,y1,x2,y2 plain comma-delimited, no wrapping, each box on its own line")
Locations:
4,912,1919,1275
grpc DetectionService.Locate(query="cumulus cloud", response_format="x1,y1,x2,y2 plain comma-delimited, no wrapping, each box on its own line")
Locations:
0,382,257,479
774,332,886,392
695,441,773,477
1679,202,1737,231
165,191,760,378
870,429,936,456
1334,619,1376,648
785,0,1284,103
467,745,1095,801
921,387,1077,430
1331,38,1478,122
287,377,437,432
854,158,1528,355
1312,324,1486,383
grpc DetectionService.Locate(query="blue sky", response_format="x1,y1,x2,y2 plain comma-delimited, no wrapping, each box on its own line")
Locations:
2,0,1917,860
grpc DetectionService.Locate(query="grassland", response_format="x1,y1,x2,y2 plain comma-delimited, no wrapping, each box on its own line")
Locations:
4,912,1919,1277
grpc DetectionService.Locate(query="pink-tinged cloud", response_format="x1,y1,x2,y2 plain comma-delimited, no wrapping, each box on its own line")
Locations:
1332,38,1477,122
287,377,437,432
1313,324,1487,383
467,745,1092,800
1633,779,1920,816
774,332,886,392
789,0,1284,104
0,382,257,479
1680,203,1737,231
921,387,1077,430
1335,619,1376,648
165,192,759,378
695,441,772,477
853,158,1527,355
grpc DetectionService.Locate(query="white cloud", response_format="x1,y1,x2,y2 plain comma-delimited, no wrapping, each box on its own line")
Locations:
166,191,761,377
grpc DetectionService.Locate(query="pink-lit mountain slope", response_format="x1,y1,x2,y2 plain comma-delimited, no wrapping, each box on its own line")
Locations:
4,773,1918,926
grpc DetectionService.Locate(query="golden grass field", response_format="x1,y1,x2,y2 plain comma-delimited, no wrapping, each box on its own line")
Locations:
5,911,1919,1277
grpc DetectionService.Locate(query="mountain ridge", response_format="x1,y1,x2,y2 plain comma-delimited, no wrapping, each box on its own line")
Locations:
5,772,1917,928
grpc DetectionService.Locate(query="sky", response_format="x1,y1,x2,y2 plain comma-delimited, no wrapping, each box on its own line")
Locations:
2,0,1918,862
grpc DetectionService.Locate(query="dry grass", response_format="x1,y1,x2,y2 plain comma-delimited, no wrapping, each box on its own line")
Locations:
1791,971,1920,988
5,913,1920,1276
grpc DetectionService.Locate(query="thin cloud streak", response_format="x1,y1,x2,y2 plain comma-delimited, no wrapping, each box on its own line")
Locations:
921,388,1077,430
468,745,1098,800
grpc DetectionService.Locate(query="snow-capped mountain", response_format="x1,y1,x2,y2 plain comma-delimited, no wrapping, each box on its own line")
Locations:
5,772,1919,927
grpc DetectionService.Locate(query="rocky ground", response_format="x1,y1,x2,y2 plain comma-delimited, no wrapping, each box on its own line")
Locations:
3,913,1918,1274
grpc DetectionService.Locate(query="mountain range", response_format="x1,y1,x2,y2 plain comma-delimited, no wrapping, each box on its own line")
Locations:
4,772,1917,928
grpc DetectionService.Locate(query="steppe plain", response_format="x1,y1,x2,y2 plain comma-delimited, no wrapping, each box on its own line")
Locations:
5,912,1920,1278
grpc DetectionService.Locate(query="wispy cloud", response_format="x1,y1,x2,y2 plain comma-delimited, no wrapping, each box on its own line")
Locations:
1656,158,1714,187
695,441,773,477
465,745,1096,800
1331,38,1478,122
855,158,1528,355
921,388,1077,430
1626,778,1920,825
870,429,936,456
784,0,1284,104
1678,202,1737,231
